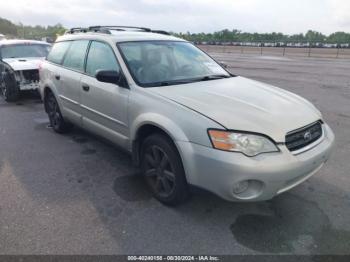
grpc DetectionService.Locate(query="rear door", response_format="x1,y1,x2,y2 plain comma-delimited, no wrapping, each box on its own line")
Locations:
59,40,90,124
80,40,129,148
44,41,71,106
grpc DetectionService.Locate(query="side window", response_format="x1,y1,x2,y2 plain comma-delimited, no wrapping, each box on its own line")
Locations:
47,41,71,64
86,41,120,77
62,40,89,71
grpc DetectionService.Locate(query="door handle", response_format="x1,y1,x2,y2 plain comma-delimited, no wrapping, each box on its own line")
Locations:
82,84,90,92
55,75,60,80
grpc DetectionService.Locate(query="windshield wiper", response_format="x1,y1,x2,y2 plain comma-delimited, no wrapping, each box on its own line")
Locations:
198,74,231,81
152,79,196,87
144,75,232,87
160,75,231,85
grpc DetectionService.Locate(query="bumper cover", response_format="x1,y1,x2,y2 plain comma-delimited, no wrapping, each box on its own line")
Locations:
177,124,334,202
19,82,40,91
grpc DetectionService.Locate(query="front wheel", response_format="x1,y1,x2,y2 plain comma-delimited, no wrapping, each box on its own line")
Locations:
45,91,72,133
1,73,20,102
141,134,190,206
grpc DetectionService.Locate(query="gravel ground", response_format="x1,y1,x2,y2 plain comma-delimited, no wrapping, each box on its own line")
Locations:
0,53,349,255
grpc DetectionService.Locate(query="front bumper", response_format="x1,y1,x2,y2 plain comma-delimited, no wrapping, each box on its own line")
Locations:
177,123,334,202
15,70,40,91
18,81,40,91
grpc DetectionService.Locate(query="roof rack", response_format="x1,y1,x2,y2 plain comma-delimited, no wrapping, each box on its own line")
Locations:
65,26,170,36
89,25,151,32
65,27,88,34
150,30,171,36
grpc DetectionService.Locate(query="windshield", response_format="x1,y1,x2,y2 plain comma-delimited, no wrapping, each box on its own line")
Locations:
118,41,230,87
1,44,51,59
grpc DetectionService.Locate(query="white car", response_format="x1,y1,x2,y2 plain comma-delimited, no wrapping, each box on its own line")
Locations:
39,26,334,205
0,40,51,101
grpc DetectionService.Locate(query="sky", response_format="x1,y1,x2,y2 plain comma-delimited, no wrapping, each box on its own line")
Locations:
0,0,349,35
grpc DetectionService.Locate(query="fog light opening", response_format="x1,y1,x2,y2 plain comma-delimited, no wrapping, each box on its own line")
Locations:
232,180,264,200
233,180,249,194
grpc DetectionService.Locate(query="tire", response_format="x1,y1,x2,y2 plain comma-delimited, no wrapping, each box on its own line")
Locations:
1,73,19,102
141,134,190,206
45,91,72,133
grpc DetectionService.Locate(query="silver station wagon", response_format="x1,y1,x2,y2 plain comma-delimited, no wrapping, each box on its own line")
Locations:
39,26,334,205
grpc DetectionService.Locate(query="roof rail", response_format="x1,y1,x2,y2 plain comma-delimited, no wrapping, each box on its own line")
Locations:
151,30,171,35
89,25,151,33
65,26,171,36
65,27,88,34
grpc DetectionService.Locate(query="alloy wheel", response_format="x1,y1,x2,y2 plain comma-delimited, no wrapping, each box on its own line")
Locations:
144,145,176,198
47,94,61,130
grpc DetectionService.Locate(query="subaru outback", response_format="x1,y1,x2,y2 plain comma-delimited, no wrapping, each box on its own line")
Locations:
39,26,334,205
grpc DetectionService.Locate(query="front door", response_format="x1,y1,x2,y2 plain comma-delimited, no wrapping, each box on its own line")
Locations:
80,40,129,148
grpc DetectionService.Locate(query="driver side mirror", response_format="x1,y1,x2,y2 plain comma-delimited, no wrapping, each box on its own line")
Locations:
219,62,228,69
96,70,120,84
95,70,129,88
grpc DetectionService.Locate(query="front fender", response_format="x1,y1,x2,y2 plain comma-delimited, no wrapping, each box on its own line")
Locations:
130,112,189,142
0,61,15,81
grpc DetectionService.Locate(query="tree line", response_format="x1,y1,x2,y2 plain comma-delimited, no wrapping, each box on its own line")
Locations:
0,17,65,40
1,16,350,44
174,29,350,44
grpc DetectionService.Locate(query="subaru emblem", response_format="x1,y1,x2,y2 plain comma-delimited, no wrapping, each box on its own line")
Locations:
304,131,312,141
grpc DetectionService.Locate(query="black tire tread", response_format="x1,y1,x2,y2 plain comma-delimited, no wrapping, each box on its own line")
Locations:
45,91,72,134
141,134,190,206
2,73,19,102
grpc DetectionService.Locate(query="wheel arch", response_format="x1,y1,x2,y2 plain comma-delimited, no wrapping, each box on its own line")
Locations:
42,85,61,113
131,115,189,167
43,85,54,113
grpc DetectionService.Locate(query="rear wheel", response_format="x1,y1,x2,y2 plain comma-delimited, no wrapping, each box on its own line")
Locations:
141,134,190,206
1,73,19,102
46,91,72,133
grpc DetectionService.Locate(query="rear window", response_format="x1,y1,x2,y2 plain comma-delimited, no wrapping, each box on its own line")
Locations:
1,44,50,59
62,40,89,71
47,41,71,64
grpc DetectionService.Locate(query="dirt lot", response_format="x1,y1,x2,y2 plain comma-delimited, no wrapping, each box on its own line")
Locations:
198,45,350,59
0,53,350,255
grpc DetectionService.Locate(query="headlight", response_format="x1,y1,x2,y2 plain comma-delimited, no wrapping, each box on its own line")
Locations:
208,129,279,157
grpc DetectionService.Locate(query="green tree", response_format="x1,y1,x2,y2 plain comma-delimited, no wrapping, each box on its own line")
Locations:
304,30,326,43
328,32,350,43
0,17,17,36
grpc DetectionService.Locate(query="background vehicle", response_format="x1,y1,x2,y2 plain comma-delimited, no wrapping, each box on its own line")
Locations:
0,40,51,101
39,26,334,205
0,34,5,41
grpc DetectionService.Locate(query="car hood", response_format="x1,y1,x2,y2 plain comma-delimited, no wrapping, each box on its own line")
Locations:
2,57,44,71
151,76,322,142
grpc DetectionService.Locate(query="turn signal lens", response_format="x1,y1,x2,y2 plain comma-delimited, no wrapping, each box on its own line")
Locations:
208,130,235,151
208,129,279,157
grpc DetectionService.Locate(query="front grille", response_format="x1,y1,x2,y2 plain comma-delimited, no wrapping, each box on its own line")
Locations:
22,69,39,82
286,121,323,152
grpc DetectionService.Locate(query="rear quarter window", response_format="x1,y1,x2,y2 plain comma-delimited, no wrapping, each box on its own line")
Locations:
47,41,71,64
